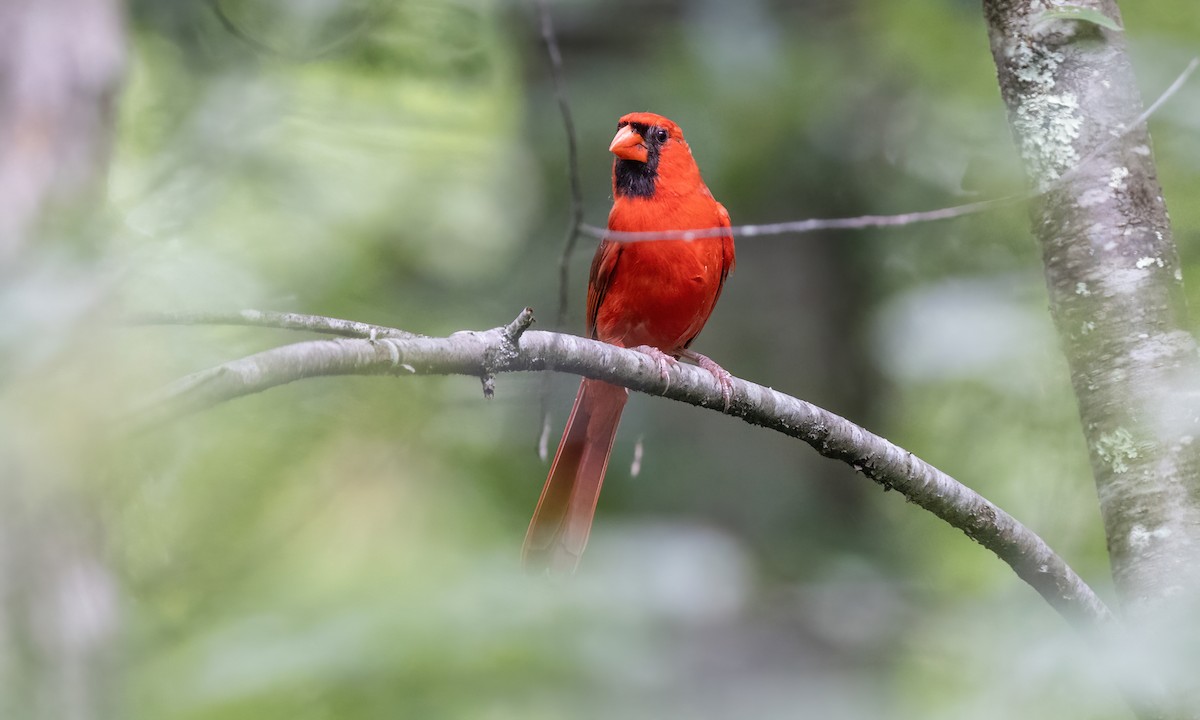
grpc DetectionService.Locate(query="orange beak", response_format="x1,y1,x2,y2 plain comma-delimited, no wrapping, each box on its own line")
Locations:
609,125,649,163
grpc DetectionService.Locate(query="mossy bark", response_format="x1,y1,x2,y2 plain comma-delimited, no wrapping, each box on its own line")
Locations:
984,0,1200,635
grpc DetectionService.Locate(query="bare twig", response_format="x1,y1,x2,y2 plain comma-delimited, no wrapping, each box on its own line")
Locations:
207,0,383,62
501,306,536,346
129,309,419,340
534,0,586,329
584,194,1023,242
134,311,1113,630
533,0,586,459
580,56,1197,244
1056,55,1199,189
484,307,536,399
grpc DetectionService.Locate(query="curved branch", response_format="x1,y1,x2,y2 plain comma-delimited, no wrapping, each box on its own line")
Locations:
133,310,1113,630
206,0,385,62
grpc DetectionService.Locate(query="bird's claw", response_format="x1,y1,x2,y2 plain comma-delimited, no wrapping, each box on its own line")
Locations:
629,345,678,391
682,349,734,410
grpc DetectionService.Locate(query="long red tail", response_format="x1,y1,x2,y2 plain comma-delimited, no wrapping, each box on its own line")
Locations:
522,379,629,574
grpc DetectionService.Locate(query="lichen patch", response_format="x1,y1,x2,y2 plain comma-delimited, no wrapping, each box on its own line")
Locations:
1129,523,1173,551
1109,166,1130,190
1095,427,1141,474
1078,187,1110,208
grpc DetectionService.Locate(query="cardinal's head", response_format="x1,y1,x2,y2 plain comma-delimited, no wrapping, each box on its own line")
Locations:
609,112,701,199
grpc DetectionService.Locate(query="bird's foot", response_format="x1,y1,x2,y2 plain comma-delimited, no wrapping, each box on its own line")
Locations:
680,349,734,410
629,345,679,391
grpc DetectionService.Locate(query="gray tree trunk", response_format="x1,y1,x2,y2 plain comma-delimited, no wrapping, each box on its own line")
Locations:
983,0,1200,713
0,1,127,719
0,0,125,263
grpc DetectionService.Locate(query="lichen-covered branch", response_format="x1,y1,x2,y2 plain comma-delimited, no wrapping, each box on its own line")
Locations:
983,0,1200,621
134,310,1113,630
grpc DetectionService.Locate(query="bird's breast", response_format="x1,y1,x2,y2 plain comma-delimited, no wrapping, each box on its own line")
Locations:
592,237,727,352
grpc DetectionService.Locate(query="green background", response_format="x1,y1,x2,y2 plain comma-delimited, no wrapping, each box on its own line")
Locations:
8,0,1200,717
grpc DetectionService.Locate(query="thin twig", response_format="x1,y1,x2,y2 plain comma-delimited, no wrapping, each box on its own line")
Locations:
535,0,586,328
207,0,384,62
534,0,586,460
132,312,1114,630
502,306,537,345
1056,55,1199,187
128,309,419,340
583,194,1021,242
580,56,1198,244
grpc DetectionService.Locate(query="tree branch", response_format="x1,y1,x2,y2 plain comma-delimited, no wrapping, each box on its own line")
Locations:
129,309,419,339
582,194,1023,242
133,310,1113,630
206,0,385,62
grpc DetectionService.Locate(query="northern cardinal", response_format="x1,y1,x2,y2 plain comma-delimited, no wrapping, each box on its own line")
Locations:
522,112,736,574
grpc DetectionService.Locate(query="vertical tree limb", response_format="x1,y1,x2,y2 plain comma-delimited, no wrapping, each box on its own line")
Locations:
0,2,127,718
982,0,1200,621
0,0,126,263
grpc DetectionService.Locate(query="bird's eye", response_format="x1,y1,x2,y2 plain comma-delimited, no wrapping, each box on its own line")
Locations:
654,128,669,143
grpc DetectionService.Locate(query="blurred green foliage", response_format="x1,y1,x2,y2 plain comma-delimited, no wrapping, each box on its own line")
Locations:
5,0,1200,717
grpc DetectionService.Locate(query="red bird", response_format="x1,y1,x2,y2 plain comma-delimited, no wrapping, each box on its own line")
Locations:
522,112,736,573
